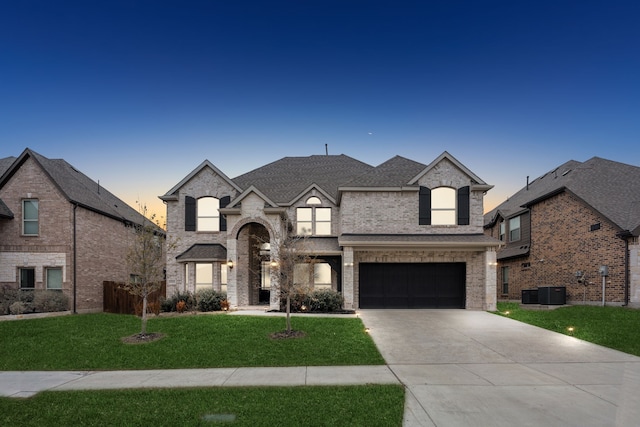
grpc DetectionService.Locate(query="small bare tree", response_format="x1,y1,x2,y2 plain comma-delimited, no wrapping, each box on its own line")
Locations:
256,231,313,335
122,205,166,336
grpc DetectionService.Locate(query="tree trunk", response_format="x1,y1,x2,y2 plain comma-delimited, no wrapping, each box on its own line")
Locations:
285,295,291,333
141,294,148,335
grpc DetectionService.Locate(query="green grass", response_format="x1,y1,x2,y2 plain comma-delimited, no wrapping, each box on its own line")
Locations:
0,313,384,370
0,385,405,426
495,302,640,357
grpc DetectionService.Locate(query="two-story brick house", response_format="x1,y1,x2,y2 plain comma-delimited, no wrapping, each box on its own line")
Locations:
0,148,162,312
484,157,640,307
161,151,500,311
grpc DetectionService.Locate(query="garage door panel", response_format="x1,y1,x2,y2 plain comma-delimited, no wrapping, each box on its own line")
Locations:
359,263,465,309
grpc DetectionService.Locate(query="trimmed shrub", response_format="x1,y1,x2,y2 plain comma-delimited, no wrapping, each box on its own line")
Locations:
32,290,69,313
196,289,227,312
160,291,196,312
281,288,344,313
9,301,28,315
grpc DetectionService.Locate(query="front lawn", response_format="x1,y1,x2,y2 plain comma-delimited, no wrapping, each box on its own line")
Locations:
495,302,640,357
0,313,384,370
0,385,405,426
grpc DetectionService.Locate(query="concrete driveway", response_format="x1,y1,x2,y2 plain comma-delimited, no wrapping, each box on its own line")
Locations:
358,309,640,427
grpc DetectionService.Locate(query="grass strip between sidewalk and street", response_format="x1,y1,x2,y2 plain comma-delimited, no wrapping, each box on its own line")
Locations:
0,384,405,427
0,313,384,370
494,302,640,357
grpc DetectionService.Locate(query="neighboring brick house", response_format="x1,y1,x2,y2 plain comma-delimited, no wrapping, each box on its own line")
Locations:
161,151,500,311
0,148,162,312
484,157,640,307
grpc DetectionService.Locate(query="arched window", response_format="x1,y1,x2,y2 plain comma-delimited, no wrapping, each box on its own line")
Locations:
197,197,219,231
431,187,456,225
296,197,331,235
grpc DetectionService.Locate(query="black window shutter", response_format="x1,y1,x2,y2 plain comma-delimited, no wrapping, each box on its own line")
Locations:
419,186,431,225
185,196,196,231
457,186,470,225
219,196,230,231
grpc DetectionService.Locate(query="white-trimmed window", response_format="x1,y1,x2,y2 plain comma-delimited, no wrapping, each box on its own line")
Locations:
46,267,63,290
197,197,219,232
23,199,39,235
499,222,505,241
296,197,331,235
195,263,213,292
509,216,521,242
431,187,456,225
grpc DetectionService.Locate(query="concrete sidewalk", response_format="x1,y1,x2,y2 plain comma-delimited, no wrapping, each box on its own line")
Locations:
0,365,398,398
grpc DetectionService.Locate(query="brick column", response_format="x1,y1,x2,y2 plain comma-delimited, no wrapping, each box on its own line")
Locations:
342,247,355,310
485,248,497,311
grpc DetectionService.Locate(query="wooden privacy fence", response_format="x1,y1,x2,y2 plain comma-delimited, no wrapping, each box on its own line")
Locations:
103,281,166,315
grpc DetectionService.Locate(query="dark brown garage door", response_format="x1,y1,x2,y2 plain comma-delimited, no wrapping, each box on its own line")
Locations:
359,263,466,309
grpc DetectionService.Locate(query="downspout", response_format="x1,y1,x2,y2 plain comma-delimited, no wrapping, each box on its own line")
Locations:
73,203,78,314
616,230,631,306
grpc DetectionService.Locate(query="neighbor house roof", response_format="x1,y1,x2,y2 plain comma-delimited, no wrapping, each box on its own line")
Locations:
0,148,159,230
484,157,640,235
0,198,13,219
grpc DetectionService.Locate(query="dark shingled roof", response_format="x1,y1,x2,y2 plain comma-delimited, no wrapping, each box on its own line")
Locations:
231,155,374,204
343,155,427,187
176,244,227,262
485,157,640,235
0,149,158,230
0,198,13,219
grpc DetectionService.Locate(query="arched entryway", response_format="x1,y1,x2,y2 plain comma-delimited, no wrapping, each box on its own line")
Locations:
236,222,272,305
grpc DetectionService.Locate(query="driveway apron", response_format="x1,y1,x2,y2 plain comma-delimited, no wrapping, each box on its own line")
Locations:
357,309,640,427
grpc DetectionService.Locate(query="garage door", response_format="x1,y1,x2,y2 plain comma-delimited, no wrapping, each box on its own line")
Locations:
359,263,465,309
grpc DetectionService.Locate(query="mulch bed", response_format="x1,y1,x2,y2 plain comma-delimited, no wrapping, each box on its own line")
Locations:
269,330,307,340
121,332,166,344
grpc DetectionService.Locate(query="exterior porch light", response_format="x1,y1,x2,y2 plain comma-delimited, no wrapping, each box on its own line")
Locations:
270,260,278,268
227,260,234,269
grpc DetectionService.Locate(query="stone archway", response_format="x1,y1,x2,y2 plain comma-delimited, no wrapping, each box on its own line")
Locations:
235,222,271,306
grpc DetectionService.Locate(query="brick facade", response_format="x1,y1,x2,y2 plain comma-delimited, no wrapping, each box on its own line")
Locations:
0,155,140,312
487,191,630,305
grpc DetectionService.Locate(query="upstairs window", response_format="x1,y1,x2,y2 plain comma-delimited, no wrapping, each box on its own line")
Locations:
509,216,521,242
499,222,505,241
197,197,219,232
431,187,456,225
296,197,331,235
23,199,39,235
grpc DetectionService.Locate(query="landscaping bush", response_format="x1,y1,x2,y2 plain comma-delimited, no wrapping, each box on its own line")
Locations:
33,290,69,313
160,291,196,312
281,288,344,312
195,289,227,312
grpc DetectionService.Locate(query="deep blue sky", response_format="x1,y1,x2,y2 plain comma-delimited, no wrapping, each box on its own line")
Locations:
2,1,639,221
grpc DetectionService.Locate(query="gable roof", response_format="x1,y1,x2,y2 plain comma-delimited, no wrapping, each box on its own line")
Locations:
0,148,157,229
160,160,242,202
342,155,427,188
409,151,489,186
231,154,374,204
484,157,640,235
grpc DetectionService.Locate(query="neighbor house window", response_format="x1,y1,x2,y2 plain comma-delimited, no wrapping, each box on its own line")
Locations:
431,187,456,225
501,266,509,294
499,222,505,241
23,199,39,235
197,197,219,232
46,268,63,290
195,263,213,292
509,216,521,242
296,197,331,235
20,268,35,289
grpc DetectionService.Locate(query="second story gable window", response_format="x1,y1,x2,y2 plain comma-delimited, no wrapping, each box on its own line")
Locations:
499,222,505,241
197,197,219,232
431,187,456,225
185,195,230,232
509,216,521,242
23,199,39,236
296,197,331,236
